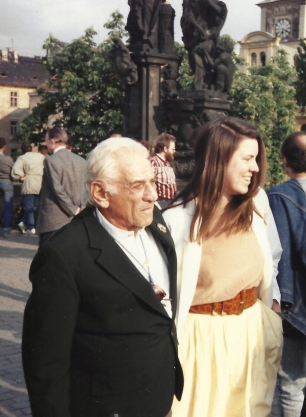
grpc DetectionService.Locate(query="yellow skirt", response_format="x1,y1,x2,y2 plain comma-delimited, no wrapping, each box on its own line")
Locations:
172,300,283,417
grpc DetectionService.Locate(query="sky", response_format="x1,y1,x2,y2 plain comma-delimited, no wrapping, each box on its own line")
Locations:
1,0,262,57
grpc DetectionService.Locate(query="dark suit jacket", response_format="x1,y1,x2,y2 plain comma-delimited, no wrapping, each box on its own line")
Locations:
22,206,183,417
36,148,86,234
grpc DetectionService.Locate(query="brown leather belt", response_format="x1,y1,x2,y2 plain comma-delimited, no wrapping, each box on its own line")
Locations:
189,287,258,316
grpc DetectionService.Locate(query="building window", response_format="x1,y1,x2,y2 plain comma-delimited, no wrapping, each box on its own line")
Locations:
10,92,18,107
251,53,257,66
260,52,266,66
301,124,306,132
10,121,18,138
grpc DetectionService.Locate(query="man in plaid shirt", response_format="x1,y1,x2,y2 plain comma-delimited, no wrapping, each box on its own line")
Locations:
150,133,176,208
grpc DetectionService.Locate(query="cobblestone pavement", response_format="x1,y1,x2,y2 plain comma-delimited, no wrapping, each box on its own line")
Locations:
0,229,38,417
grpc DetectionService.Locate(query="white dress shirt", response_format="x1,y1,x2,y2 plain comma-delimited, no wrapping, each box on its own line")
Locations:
53,146,67,154
95,208,172,317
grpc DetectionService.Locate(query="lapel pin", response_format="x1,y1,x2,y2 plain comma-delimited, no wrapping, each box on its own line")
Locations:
157,223,167,233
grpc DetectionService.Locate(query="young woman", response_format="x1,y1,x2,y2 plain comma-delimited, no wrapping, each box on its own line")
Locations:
163,116,283,417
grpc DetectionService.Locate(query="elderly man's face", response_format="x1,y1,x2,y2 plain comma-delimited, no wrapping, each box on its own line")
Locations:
99,155,158,231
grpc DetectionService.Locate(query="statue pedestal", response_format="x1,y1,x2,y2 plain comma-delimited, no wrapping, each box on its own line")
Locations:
162,90,231,150
179,90,231,112
125,52,180,142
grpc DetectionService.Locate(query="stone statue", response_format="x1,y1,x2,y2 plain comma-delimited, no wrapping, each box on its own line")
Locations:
159,0,176,54
109,39,138,85
126,0,162,50
214,39,235,96
161,62,179,99
181,0,227,90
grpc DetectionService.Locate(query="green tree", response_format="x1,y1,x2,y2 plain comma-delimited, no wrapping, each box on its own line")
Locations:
175,42,193,90
295,38,306,109
20,12,127,156
229,49,297,186
104,10,129,41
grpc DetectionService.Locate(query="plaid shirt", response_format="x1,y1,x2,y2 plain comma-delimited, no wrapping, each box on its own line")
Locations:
150,154,176,200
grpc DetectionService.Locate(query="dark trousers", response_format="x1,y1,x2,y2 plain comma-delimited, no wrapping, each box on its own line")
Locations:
22,194,39,230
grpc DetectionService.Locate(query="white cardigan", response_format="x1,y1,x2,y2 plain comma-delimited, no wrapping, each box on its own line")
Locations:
163,188,282,337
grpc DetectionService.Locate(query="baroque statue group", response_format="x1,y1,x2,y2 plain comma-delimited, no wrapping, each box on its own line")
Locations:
110,0,235,158
122,0,234,95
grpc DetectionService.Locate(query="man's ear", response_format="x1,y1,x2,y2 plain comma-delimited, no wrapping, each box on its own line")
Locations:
91,181,110,208
282,157,292,177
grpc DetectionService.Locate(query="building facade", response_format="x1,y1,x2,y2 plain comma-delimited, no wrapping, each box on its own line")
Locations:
0,49,49,156
239,0,306,130
239,0,306,69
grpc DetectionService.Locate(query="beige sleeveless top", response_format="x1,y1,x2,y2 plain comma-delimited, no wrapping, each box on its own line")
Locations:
192,230,264,306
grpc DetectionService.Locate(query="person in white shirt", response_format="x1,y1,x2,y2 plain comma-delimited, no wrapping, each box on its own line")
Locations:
12,142,45,234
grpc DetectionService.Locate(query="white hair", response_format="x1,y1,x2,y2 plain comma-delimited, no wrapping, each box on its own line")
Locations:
82,137,149,206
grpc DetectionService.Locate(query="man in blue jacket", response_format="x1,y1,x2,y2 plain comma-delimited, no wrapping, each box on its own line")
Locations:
268,131,306,417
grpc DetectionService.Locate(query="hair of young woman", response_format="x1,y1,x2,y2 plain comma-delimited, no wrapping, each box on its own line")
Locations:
168,116,267,243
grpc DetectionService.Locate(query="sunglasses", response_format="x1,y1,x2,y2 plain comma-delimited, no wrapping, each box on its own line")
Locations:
152,284,171,301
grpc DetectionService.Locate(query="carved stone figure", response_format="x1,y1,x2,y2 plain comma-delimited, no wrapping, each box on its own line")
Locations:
161,62,179,99
109,39,138,85
181,0,227,90
126,0,162,50
214,40,235,96
159,0,176,54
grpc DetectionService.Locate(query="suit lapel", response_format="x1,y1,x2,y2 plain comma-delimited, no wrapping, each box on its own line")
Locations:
82,209,170,318
149,208,175,251
148,207,178,318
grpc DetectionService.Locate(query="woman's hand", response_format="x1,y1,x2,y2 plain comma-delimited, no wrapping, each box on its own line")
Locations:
272,299,281,313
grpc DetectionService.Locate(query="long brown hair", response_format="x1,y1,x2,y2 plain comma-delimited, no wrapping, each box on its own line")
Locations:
169,116,267,243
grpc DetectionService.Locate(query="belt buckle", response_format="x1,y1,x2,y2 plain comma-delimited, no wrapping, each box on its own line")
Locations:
238,290,246,315
221,301,227,316
211,303,218,316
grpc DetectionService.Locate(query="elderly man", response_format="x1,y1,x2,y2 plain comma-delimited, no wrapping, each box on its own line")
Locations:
22,138,183,417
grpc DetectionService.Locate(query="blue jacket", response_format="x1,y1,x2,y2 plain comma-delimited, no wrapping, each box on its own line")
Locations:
268,179,306,336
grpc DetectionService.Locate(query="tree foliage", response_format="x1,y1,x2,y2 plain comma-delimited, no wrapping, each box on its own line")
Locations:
20,12,127,156
229,49,297,186
176,39,296,185
295,38,306,109
175,42,193,91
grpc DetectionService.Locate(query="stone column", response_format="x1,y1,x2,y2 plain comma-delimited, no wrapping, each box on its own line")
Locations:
125,52,180,143
300,3,306,39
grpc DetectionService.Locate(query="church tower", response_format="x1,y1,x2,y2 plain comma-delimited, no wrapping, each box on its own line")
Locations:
239,0,303,69
257,0,306,49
